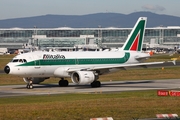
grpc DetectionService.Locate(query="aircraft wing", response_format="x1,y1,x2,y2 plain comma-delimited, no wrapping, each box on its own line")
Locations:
66,61,175,72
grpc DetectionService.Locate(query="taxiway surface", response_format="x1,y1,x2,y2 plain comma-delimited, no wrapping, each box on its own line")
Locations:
0,79,180,97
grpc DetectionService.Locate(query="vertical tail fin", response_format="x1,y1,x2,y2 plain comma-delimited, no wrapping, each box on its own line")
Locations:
122,17,147,52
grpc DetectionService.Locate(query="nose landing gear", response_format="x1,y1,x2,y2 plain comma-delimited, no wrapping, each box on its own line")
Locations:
26,80,33,89
26,78,33,89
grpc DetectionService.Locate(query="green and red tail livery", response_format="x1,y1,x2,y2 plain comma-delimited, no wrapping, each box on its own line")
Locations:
122,17,147,52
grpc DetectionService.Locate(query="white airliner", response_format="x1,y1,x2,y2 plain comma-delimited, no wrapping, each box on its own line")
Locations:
4,17,171,89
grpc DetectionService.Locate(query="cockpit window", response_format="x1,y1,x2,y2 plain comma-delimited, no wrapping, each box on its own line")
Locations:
23,59,27,62
11,59,27,63
19,59,23,63
11,59,19,62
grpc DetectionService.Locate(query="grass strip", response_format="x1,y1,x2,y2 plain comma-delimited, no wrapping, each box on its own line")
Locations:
0,91,180,120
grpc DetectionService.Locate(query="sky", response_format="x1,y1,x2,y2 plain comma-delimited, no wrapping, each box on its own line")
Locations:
0,0,179,20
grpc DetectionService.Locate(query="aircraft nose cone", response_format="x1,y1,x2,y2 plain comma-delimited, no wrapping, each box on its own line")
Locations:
4,66,10,74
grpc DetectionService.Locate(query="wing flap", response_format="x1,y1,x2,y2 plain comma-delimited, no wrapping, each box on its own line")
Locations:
66,61,175,72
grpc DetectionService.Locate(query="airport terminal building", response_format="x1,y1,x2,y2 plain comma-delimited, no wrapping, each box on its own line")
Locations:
0,26,180,51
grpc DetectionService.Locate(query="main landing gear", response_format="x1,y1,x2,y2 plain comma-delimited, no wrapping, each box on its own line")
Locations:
58,78,101,88
59,78,69,87
91,73,101,87
91,81,101,88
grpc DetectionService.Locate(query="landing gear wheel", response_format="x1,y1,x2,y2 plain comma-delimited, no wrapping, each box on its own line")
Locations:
59,80,69,87
26,80,33,89
26,83,33,89
29,84,33,89
91,81,101,88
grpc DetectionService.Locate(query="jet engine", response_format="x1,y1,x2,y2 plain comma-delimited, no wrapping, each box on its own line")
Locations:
23,77,49,84
71,71,95,85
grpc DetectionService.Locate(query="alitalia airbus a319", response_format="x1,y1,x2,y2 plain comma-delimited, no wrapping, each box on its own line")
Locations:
4,17,173,89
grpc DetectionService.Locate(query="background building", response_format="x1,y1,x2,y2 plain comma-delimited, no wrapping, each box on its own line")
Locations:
0,26,180,52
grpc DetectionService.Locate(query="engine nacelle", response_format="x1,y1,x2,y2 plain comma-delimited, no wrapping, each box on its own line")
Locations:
71,71,95,85
23,77,48,84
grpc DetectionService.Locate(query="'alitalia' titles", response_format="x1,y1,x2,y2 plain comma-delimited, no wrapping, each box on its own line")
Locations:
43,54,65,59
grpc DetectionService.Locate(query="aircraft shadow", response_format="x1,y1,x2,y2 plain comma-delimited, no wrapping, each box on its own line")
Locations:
13,80,154,89
73,80,155,89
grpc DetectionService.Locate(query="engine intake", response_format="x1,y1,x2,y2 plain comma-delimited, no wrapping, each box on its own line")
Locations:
71,71,95,85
